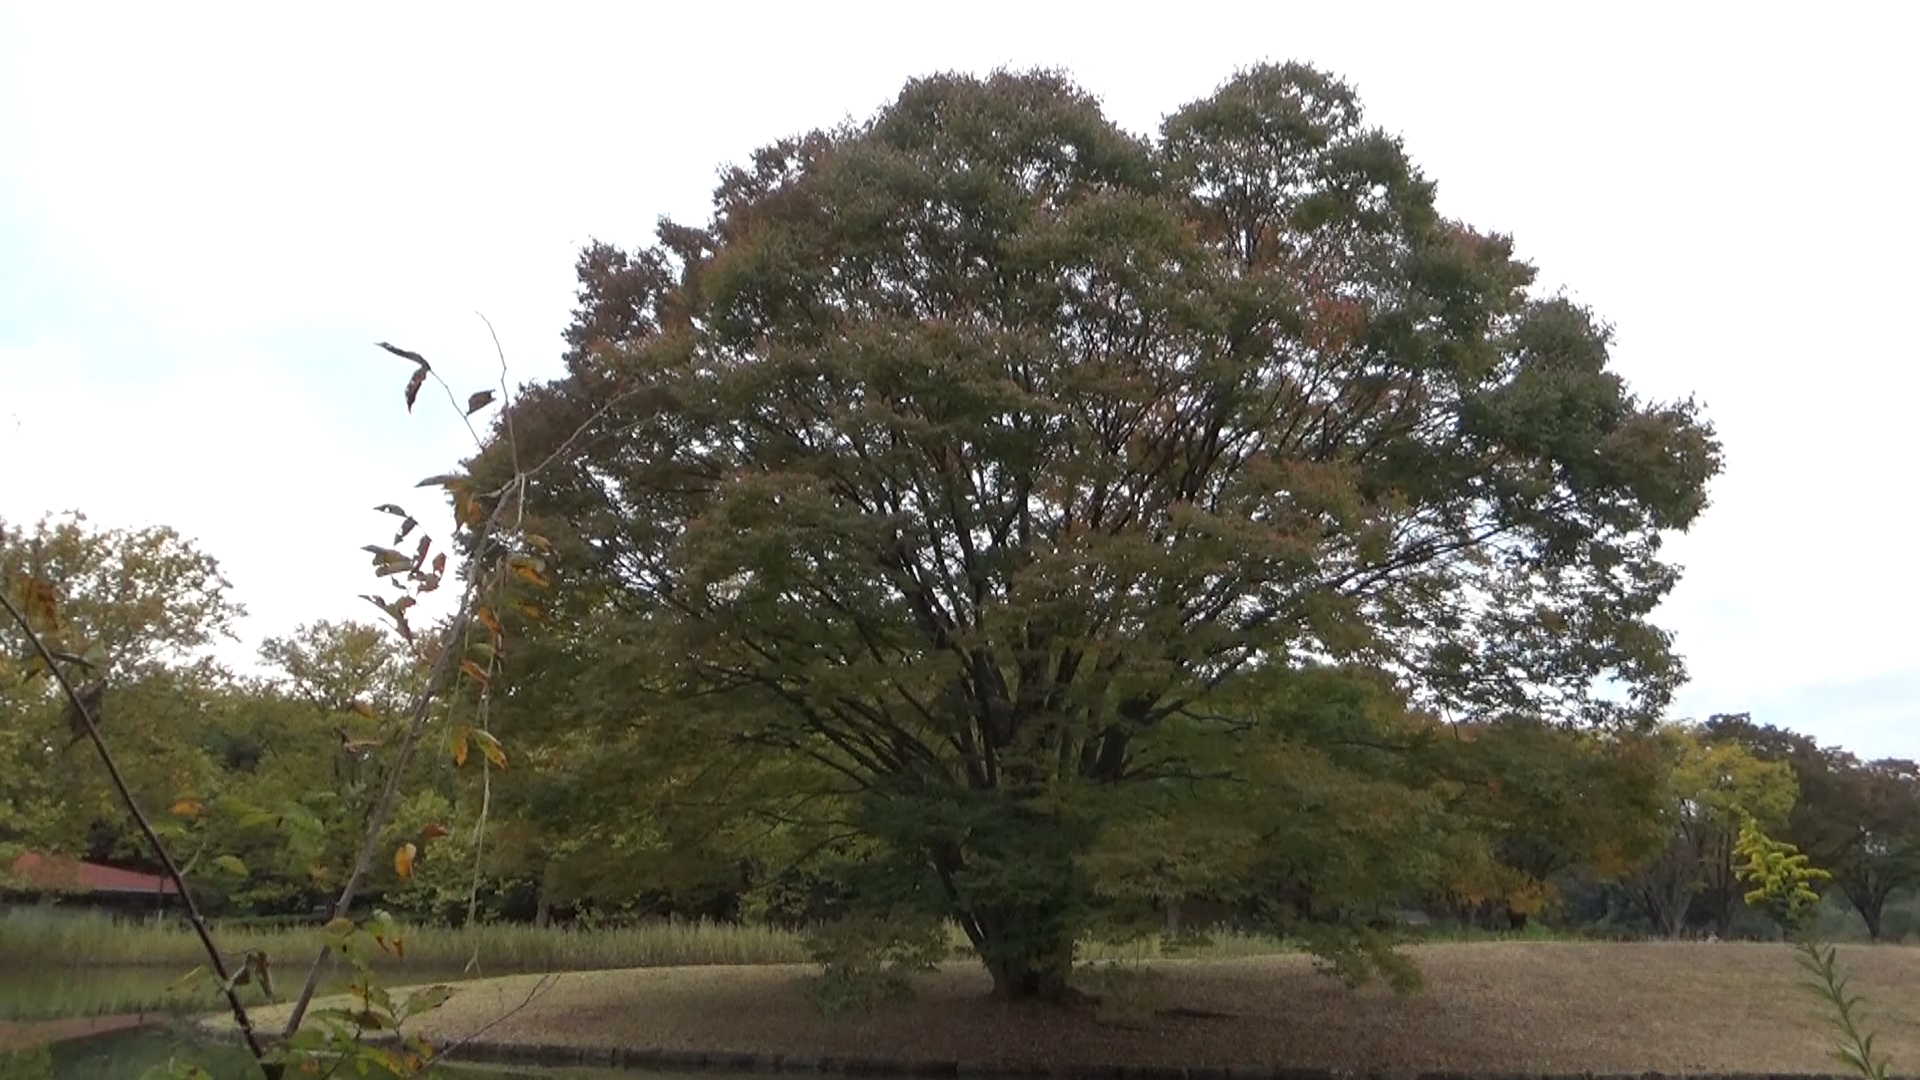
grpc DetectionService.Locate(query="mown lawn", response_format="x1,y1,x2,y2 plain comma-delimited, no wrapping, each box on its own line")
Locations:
235,942,1920,1075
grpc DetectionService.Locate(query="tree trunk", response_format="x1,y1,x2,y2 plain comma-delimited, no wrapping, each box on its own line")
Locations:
1712,896,1737,938
533,863,554,929
1857,892,1885,941
986,955,1077,1002
1841,879,1888,941
959,899,1083,1004
930,813,1094,1006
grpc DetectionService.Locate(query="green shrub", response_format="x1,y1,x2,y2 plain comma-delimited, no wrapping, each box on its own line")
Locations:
800,910,948,1018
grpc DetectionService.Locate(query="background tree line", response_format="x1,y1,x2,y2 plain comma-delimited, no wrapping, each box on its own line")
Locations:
5,512,1915,947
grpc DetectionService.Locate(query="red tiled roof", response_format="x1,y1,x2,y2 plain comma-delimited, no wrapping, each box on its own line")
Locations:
7,853,179,896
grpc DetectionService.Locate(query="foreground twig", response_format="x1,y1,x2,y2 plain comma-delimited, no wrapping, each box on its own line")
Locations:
282,513,500,1037
0,591,278,1077
426,972,560,1071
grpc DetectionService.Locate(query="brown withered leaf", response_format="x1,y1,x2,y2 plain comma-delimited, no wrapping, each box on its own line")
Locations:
466,390,496,415
375,342,429,368
22,576,61,631
404,367,428,412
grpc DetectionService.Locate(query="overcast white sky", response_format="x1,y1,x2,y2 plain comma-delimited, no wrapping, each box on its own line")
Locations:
1,3,1914,758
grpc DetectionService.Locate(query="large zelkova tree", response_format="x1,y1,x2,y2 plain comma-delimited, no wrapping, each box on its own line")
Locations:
471,64,1720,1000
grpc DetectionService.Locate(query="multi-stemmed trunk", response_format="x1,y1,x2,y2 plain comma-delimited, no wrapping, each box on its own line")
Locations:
968,900,1082,1003
933,829,1090,1004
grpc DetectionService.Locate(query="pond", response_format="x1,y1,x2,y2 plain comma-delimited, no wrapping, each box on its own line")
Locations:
0,965,637,1079
24,1027,687,1079
0,962,474,1021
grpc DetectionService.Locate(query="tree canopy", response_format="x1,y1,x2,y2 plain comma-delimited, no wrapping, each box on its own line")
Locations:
469,64,1721,999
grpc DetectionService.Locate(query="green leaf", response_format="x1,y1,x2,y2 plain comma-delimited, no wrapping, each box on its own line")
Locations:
211,855,248,878
280,802,326,839
472,728,508,770
403,984,457,1017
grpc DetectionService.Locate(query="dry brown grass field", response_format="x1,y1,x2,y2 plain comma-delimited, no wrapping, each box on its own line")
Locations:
234,941,1920,1074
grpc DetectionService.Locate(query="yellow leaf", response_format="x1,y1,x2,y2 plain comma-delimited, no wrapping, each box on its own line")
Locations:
458,659,490,686
394,842,417,882
452,728,470,768
170,799,203,819
475,606,502,638
349,700,375,718
473,729,508,771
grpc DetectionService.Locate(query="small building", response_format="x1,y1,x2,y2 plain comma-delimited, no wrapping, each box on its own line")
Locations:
4,852,178,917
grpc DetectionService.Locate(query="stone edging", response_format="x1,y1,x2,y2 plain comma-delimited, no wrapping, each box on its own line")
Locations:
427,1039,1890,1080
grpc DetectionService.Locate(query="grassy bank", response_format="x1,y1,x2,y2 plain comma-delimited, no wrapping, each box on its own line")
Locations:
242,943,1920,1075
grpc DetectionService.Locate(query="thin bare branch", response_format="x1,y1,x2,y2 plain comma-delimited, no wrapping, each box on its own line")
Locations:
0,591,280,1079
419,972,560,1073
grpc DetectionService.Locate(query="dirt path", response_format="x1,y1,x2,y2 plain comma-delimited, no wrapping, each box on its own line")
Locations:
224,942,1920,1075
0,1012,161,1052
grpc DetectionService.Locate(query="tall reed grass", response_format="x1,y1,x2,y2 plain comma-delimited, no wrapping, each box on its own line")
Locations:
0,907,810,973
1,908,1308,973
